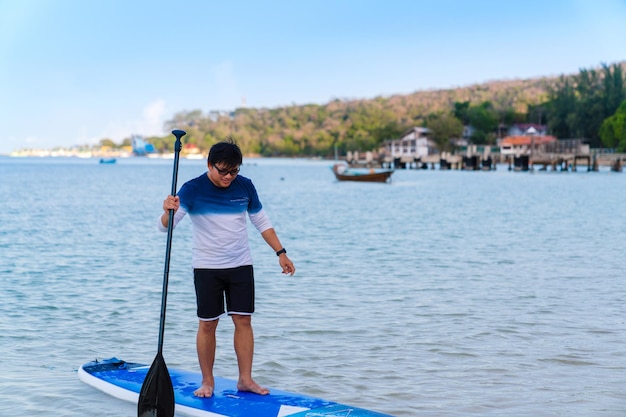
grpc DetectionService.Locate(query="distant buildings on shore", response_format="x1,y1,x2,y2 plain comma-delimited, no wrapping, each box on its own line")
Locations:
7,143,206,160
8,145,135,158
4,124,591,161
6,134,192,159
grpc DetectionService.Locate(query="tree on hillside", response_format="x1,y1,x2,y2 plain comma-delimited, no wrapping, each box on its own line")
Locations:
453,101,471,125
467,102,499,144
547,63,625,145
427,113,464,152
546,75,576,138
575,68,610,146
599,99,626,151
525,103,547,126
603,63,626,114
99,138,116,148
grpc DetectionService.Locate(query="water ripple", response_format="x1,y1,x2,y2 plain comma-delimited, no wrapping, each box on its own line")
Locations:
0,159,625,416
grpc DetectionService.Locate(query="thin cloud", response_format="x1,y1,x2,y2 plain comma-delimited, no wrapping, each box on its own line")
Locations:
141,99,167,136
95,99,168,143
212,61,243,110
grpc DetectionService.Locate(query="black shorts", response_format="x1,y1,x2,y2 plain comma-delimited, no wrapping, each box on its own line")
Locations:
193,265,255,320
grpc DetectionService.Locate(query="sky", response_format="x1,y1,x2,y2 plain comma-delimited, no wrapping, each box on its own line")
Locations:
1,0,626,154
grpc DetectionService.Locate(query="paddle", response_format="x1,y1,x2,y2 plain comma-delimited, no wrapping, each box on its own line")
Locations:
138,129,186,417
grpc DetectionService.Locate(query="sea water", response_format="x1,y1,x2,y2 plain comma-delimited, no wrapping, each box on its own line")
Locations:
0,156,624,417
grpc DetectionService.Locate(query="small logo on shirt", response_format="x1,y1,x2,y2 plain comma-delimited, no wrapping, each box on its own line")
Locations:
231,198,249,205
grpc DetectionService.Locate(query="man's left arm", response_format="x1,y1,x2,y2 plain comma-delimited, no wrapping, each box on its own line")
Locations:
260,228,295,276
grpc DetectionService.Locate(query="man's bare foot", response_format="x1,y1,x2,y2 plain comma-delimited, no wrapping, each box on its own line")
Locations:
237,378,270,395
193,382,214,398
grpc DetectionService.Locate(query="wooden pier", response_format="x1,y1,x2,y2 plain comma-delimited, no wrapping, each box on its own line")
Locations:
375,152,626,173
351,143,625,173
528,153,624,172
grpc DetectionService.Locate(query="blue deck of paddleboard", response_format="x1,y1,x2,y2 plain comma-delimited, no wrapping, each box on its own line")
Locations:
78,358,392,417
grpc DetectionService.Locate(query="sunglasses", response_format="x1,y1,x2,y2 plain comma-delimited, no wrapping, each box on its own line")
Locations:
213,165,240,177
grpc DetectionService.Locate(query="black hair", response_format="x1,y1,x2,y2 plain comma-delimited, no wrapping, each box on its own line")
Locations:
207,137,242,168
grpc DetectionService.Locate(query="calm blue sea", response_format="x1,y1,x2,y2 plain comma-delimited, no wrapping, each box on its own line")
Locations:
0,156,625,417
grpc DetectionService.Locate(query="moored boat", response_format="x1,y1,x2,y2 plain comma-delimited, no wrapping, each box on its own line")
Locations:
332,163,394,183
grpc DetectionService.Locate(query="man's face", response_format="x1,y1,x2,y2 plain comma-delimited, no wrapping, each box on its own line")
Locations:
207,162,240,188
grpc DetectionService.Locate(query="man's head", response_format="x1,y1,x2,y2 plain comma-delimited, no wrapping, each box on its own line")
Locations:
207,137,243,187
208,137,243,168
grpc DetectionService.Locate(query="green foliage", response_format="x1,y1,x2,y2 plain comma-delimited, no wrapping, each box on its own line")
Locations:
547,76,576,138
466,102,499,144
547,63,625,146
453,101,471,124
599,99,626,151
426,113,464,152
99,138,116,148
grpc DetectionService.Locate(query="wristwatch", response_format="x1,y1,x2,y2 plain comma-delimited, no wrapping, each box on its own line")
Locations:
276,248,286,256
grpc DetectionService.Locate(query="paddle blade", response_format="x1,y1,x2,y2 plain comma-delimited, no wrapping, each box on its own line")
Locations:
137,352,175,417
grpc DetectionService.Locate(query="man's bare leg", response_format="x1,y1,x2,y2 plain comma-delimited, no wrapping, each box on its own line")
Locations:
194,319,218,397
232,314,269,395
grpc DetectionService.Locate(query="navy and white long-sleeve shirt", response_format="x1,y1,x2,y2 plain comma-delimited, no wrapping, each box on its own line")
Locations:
158,173,273,269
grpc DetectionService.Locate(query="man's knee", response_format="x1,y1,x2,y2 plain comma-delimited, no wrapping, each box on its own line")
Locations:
231,314,252,327
198,319,219,333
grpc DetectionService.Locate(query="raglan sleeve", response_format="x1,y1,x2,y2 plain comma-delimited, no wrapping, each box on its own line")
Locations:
246,181,273,233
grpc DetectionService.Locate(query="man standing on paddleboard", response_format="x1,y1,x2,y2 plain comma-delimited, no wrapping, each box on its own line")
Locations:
159,138,296,398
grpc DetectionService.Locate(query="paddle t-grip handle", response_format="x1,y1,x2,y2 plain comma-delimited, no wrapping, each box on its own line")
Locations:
169,129,186,196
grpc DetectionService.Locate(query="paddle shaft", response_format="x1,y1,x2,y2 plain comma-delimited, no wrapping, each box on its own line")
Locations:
157,129,186,354
138,130,186,417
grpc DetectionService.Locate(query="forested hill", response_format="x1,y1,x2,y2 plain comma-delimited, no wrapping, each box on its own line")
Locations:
143,61,626,157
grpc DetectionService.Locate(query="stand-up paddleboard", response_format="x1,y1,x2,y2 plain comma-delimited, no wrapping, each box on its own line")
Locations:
79,358,393,417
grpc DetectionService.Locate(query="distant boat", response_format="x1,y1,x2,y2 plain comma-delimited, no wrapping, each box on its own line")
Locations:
131,135,155,156
99,158,116,164
331,163,394,183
